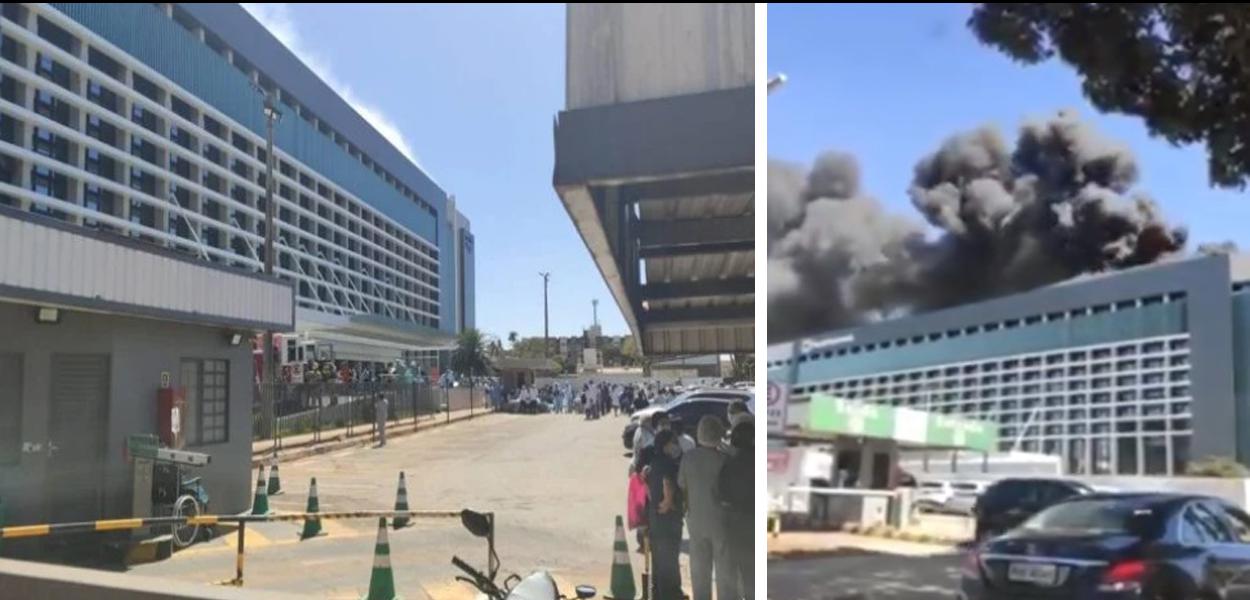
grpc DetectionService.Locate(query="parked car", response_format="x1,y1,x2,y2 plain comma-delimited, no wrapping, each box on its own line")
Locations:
960,492,1250,599
621,388,753,450
913,480,989,516
945,481,990,516
973,477,1094,542
912,480,955,514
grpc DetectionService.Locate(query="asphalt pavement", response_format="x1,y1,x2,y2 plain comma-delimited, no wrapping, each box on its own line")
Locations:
769,545,962,600
131,412,665,599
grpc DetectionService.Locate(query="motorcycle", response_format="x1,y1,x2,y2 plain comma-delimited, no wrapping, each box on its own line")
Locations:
452,510,597,600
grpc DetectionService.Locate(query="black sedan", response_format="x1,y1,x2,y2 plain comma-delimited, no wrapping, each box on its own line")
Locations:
960,492,1250,600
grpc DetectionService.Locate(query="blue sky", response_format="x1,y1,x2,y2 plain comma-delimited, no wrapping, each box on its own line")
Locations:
243,4,626,339
769,4,1250,247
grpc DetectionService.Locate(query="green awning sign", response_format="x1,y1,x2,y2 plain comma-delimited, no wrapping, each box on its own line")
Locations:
807,393,997,452
928,414,997,451
809,395,894,438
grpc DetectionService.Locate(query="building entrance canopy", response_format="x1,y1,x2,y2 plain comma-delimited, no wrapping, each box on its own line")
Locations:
803,394,998,453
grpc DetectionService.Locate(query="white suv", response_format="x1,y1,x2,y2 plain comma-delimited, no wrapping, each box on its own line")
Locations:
623,388,753,449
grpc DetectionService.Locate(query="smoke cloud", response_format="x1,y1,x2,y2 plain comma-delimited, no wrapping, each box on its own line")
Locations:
769,111,1189,343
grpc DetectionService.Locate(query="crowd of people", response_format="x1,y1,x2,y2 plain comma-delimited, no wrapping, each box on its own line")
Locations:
629,400,755,600
280,358,428,385
493,380,695,417
486,376,755,599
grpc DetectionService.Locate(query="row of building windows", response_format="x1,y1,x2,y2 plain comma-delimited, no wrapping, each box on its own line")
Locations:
790,338,1190,395
769,295,1189,369
6,3,439,226
1009,434,1190,476
2,23,440,269
0,7,446,327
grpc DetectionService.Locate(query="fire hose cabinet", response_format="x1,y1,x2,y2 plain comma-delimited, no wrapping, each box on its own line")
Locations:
157,387,187,449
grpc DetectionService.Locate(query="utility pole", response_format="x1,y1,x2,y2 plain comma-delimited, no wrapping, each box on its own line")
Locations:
539,272,550,358
259,86,281,443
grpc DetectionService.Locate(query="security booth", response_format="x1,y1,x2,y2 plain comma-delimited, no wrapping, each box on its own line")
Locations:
0,208,294,562
769,393,998,530
494,357,560,397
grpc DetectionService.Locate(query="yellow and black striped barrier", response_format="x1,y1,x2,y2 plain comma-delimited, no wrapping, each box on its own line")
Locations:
0,510,464,539
0,509,479,587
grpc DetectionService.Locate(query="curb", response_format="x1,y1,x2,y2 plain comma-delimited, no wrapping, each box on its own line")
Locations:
766,525,967,560
251,411,492,467
835,522,965,546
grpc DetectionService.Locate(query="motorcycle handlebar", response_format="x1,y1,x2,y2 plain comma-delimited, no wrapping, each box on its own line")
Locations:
453,555,505,600
452,556,484,582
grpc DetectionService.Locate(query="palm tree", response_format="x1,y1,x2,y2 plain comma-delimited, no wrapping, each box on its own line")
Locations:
507,331,519,347
451,328,492,414
481,333,504,359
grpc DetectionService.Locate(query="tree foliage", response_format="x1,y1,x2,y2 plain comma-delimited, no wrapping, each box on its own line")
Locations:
730,353,755,381
451,329,492,396
508,337,550,358
969,4,1250,188
1185,455,1250,478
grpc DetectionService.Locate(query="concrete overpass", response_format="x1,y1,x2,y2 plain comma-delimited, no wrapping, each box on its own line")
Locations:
553,4,755,355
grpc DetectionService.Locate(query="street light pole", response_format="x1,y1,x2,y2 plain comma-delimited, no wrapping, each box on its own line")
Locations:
768,73,788,94
539,272,550,358
259,87,281,443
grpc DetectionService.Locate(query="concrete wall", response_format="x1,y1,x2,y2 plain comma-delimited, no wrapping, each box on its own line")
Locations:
0,302,253,556
566,3,754,109
444,387,487,412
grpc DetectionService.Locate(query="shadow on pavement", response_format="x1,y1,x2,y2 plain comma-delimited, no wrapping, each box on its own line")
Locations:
769,550,963,600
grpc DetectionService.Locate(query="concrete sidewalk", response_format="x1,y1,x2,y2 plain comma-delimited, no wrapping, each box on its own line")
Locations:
251,407,491,466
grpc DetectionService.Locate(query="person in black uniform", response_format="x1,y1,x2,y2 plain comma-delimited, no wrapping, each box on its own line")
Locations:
647,430,685,600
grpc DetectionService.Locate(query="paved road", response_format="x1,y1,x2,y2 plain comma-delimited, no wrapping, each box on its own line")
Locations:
132,412,663,599
769,550,962,600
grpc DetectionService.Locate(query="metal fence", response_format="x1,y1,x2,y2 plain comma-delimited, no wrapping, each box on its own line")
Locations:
252,381,441,448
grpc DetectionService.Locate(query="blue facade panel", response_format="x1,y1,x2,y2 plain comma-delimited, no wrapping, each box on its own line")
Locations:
796,301,1188,383
1233,292,1250,463
53,3,442,243
462,230,475,331
438,220,456,334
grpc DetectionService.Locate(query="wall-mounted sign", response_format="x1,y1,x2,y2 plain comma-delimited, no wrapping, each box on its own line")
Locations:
767,379,788,434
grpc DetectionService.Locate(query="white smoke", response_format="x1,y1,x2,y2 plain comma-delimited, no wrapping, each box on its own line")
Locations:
241,4,427,173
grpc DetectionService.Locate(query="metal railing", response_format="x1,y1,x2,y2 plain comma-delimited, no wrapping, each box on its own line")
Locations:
252,381,440,448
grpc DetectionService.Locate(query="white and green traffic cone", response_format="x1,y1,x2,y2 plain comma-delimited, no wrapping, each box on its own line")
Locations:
251,465,269,515
362,518,400,600
392,472,410,529
267,462,283,495
608,515,637,600
300,477,322,540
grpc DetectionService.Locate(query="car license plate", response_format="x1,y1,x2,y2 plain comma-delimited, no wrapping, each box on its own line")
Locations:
1007,562,1057,585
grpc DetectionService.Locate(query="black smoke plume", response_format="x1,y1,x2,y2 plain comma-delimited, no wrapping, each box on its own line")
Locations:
769,111,1188,343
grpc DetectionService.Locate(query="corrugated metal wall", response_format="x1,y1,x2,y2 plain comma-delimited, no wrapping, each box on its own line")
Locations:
0,213,293,329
